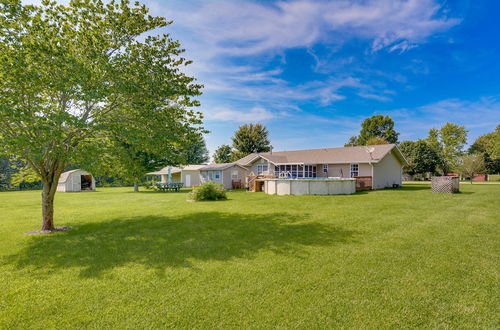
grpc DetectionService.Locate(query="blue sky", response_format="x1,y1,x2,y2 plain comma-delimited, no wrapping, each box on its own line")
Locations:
144,0,499,156
26,0,500,156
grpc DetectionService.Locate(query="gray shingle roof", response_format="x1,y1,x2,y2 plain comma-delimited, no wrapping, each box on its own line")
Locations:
236,144,405,165
199,163,239,171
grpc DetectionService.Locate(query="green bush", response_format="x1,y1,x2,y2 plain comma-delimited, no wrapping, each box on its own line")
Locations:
488,174,500,181
189,182,227,201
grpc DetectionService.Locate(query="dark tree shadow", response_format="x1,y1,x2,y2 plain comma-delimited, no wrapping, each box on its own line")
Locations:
5,212,356,278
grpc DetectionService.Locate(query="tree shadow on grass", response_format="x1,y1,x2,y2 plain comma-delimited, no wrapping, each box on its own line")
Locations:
6,212,356,278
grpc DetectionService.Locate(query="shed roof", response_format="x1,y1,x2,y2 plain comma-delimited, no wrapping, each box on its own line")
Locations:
59,169,91,183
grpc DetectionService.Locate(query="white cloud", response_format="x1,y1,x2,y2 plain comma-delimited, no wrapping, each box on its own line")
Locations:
204,106,276,122
155,0,459,58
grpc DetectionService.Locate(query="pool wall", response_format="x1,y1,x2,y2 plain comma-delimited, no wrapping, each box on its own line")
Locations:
264,179,356,196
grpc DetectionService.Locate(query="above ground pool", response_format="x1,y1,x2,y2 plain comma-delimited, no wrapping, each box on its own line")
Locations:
263,178,356,195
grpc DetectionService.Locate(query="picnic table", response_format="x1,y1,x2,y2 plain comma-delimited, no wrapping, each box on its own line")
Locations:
157,182,184,192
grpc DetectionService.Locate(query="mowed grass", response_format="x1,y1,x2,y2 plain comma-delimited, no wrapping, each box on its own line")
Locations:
0,184,498,329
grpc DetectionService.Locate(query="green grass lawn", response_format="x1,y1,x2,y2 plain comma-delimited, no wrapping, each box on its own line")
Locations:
0,185,499,328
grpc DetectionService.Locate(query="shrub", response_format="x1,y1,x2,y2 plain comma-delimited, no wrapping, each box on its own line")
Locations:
488,174,500,181
189,182,227,201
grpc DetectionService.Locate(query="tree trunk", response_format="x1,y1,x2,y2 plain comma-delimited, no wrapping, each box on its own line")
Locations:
134,182,139,192
41,179,58,231
40,161,64,231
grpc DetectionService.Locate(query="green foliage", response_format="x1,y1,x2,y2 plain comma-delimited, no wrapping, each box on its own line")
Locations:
231,123,272,157
468,126,500,173
488,174,500,181
399,140,440,176
357,115,399,145
364,136,389,145
426,123,468,174
10,165,41,187
344,136,359,147
213,145,233,163
180,134,209,165
188,182,227,201
455,153,486,181
0,0,204,228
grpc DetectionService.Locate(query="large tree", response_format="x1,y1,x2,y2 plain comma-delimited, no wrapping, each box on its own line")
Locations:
455,154,485,184
468,125,500,174
213,145,233,164
231,123,272,159
0,0,203,231
357,115,399,145
399,140,440,177
426,123,468,174
181,134,209,164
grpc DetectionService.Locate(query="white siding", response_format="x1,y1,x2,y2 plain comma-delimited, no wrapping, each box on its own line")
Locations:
372,151,403,189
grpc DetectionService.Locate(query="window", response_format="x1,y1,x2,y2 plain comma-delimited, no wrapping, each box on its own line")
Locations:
257,164,268,175
304,165,317,178
350,164,359,177
323,164,328,174
214,171,221,179
231,170,238,180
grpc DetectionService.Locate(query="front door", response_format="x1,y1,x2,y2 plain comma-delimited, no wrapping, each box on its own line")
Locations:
185,174,191,187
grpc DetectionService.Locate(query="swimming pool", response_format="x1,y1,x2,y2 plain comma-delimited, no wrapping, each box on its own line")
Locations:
263,178,356,195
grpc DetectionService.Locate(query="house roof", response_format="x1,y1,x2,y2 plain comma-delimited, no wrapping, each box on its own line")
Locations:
59,169,91,183
199,163,241,171
146,164,208,176
182,165,206,171
146,167,182,176
237,144,406,165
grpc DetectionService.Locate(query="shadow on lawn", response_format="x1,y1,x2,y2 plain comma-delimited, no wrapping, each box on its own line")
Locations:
7,212,356,278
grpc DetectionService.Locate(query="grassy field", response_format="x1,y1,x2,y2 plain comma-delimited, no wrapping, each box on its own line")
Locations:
0,184,498,328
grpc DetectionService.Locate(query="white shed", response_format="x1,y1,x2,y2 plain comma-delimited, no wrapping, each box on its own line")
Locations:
57,169,96,192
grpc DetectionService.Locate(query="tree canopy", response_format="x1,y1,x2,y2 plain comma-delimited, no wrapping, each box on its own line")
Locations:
231,123,272,159
455,154,485,183
399,140,440,176
426,123,468,174
213,145,233,164
468,125,500,174
357,115,399,145
0,0,203,231
180,134,209,165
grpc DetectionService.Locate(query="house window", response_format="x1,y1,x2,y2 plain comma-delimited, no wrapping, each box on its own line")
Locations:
231,170,238,180
304,165,316,178
323,164,328,174
214,171,221,179
350,164,359,177
257,164,268,175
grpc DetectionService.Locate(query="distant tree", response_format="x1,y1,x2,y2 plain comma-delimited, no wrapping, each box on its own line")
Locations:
455,154,485,184
469,126,500,173
427,123,468,174
399,140,440,177
0,1,203,231
181,134,209,165
231,123,272,159
344,136,359,147
365,137,389,145
213,145,233,164
357,115,399,145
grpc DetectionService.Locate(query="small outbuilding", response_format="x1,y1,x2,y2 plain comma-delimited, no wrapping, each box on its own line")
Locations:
57,169,96,192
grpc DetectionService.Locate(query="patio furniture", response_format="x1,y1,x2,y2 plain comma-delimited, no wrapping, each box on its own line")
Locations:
156,182,184,192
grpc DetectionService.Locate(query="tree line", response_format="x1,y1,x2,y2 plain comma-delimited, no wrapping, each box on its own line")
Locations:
347,115,499,179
